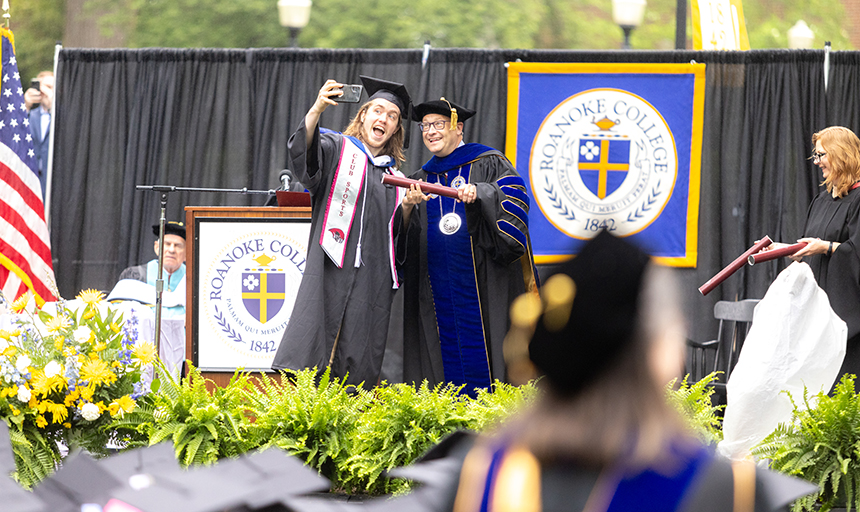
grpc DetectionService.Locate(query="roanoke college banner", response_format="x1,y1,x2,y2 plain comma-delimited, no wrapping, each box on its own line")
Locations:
506,62,706,266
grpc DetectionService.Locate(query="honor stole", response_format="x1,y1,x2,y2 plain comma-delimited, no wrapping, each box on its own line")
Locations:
426,154,492,397
320,135,405,288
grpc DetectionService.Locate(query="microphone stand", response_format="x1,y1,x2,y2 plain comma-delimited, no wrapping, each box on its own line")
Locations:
135,184,276,358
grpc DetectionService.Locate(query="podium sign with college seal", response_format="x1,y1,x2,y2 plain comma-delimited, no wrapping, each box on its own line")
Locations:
506,62,706,266
195,219,310,371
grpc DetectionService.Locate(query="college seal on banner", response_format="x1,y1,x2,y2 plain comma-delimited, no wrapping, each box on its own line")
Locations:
530,88,677,239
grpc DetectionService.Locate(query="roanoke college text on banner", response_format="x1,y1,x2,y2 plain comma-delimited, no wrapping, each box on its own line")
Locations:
506,62,705,267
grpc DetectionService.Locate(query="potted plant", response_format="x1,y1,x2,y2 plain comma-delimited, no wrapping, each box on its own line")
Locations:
753,375,860,512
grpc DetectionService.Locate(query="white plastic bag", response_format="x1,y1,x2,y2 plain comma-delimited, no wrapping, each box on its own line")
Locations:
718,262,847,460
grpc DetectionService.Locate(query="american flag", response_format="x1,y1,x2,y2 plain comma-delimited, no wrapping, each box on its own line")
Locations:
0,27,55,305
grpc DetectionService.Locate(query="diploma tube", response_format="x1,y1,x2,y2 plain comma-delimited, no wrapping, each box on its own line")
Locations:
381,174,460,199
698,236,773,296
747,242,807,266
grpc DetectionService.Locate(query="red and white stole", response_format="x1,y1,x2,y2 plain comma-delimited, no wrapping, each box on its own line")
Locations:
320,138,366,268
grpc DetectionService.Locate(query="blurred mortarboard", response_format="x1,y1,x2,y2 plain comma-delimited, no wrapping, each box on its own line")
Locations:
32,450,122,512
110,447,330,512
526,230,650,395
151,221,186,240
412,98,476,127
0,420,15,475
359,75,413,149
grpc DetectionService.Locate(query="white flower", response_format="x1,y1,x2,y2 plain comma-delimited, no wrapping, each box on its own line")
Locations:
0,338,8,351
16,385,30,402
73,326,93,344
15,354,31,372
81,402,100,421
44,360,63,378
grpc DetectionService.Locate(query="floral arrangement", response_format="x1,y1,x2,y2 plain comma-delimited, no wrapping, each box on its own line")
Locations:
0,289,156,488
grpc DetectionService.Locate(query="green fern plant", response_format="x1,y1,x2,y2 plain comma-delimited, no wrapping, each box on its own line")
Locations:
342,381,472,495
665,372,724,445
4,417,62,489
466,380,538,431
112,360,255,467
753,374,860,512
245,367,370,485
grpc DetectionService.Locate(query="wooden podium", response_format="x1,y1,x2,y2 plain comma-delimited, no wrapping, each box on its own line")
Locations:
185,200,311,387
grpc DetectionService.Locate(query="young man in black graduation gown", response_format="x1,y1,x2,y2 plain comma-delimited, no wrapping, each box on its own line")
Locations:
397,98,537,396
271,76,412,388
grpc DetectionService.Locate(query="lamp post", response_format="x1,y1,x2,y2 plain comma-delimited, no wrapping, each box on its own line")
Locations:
277,0,312,48
787,20,815,49
611,0,647,50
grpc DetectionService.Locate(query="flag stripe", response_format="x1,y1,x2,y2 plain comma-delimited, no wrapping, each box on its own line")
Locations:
0,152,47,221
0,198,51,261
0,243,51,302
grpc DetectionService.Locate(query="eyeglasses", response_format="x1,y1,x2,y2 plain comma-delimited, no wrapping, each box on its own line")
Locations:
811,151,827,162
418,120,448,132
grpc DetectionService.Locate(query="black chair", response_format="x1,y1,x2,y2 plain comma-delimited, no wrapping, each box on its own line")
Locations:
687,299,760,398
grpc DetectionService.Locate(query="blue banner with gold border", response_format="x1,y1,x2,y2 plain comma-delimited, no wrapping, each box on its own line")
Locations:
505,63,705,266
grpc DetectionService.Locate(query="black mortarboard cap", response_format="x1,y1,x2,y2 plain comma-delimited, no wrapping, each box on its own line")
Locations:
412,98,476,126
151,221,186,240
359,75,413,149
528,230,650,395
32,450,123,512
110,447,330,512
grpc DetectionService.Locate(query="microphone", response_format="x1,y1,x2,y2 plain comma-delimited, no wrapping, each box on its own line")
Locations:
279,169,293,191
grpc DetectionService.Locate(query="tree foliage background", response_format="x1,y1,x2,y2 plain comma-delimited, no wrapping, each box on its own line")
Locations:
7,0,856,101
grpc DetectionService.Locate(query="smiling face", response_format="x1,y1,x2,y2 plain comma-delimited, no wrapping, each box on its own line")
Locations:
359,99,401,156
815,140,830,180
154,234,186,274
421,113,463,158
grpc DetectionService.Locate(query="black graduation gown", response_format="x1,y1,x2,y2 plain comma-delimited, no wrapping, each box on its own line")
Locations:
801,186,860,377
397,431,817,512
271,120,403,388
397,144,536,393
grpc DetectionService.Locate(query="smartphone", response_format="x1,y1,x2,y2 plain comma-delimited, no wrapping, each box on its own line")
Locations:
30,78,40,91
333,84,363,103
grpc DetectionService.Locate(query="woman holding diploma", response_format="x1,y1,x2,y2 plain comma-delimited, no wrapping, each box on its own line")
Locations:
762,126,860,376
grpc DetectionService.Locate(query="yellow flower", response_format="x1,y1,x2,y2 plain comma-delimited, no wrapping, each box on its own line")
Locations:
30,369,67,398
76,289,104,306
10,292,32,313
80,386,94,401
10,407,19,415
44,315,70,333
81,309,95,321
63,347,76,358
0,329,20,340
80,358,117,388
35,415,47,428
109,322,121,334
111,361,121,368
109,395,136,417
36,400,68,424
93,342,107,352
133,341,158,365
63,422,71,429
54,338,64,351
2,345,17,358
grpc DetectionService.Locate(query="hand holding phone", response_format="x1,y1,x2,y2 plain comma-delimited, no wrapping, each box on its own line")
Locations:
30,79,40,91
333,84,363,103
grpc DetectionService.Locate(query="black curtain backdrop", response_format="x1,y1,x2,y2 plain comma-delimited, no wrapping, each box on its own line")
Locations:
50,47,860,343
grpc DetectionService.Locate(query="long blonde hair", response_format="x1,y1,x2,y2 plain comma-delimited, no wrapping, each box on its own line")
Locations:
813,126,860,197
343,99,405,165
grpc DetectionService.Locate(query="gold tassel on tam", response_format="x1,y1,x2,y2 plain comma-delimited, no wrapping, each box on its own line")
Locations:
441,97,458,129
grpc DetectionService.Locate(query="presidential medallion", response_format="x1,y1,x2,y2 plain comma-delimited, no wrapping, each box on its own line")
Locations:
439,213,462,235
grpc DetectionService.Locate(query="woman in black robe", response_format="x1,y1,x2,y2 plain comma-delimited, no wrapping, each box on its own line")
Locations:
767,126,860,377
